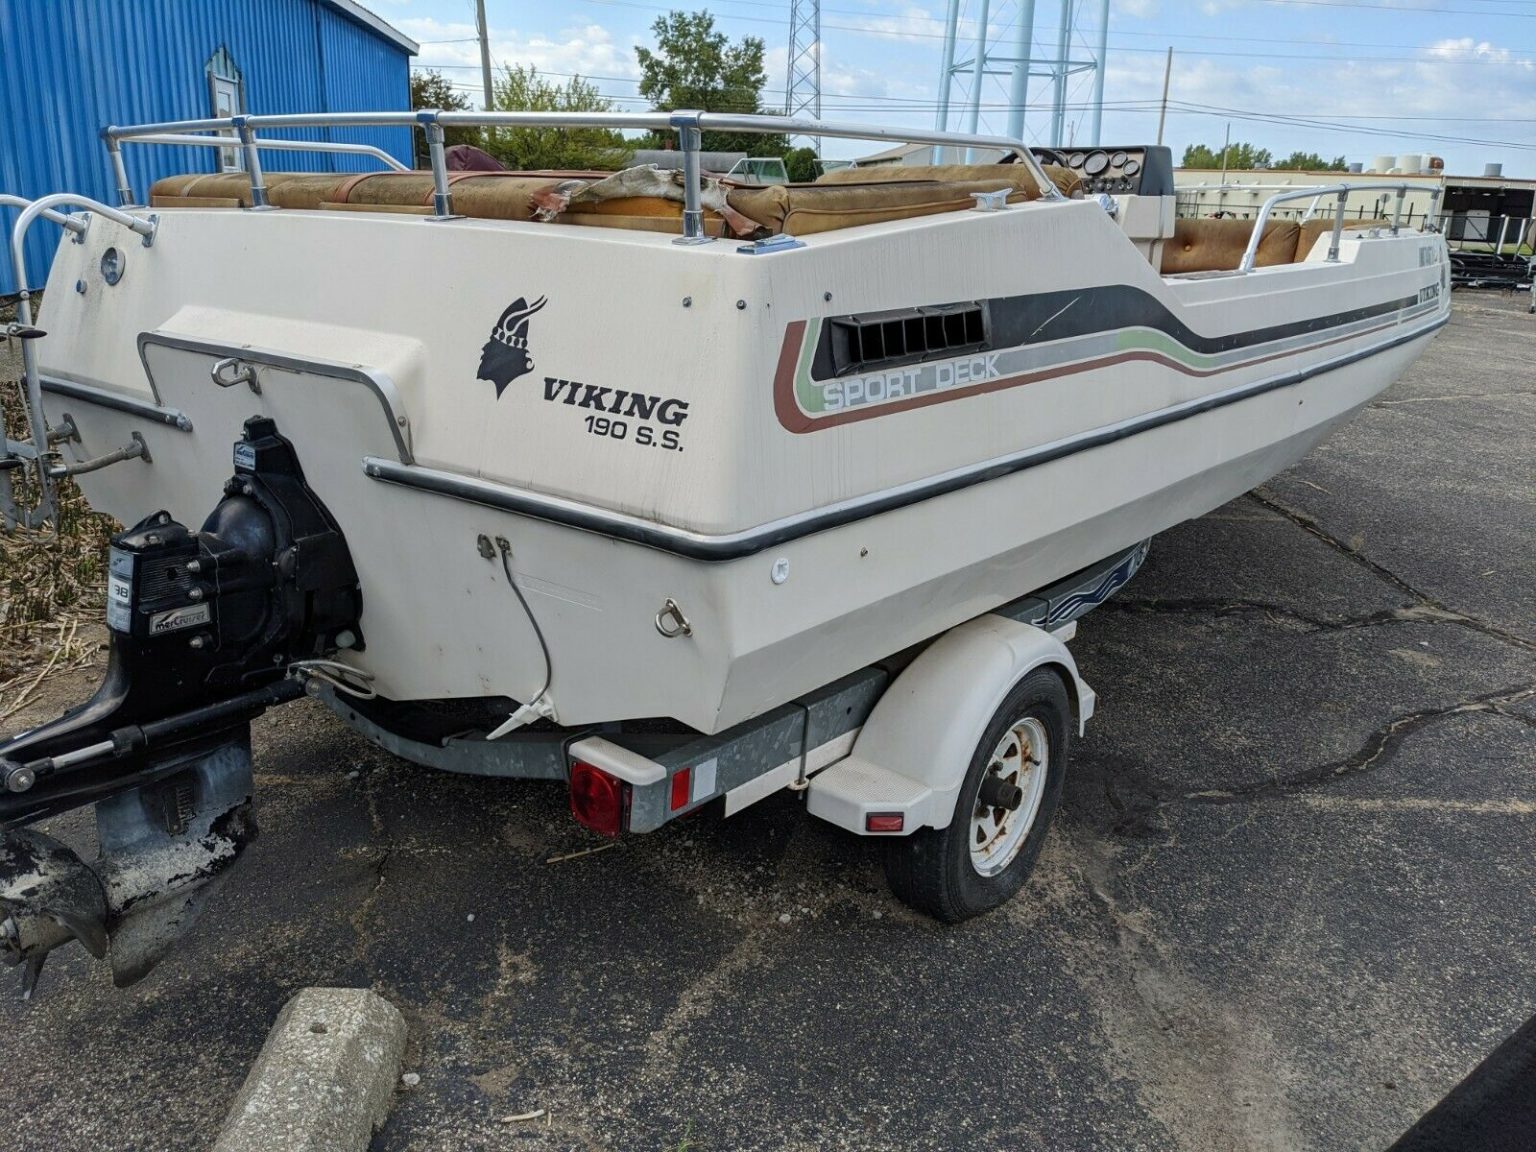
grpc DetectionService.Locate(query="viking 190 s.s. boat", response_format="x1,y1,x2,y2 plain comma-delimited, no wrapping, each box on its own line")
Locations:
0,111,1446,993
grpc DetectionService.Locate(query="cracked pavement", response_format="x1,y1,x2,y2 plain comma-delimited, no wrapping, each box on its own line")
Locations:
2,295,1533,1151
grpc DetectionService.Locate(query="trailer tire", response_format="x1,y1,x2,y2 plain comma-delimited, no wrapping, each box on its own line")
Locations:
883,668,1070,923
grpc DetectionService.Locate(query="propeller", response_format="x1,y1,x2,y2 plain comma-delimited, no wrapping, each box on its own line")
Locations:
0,829,109,1000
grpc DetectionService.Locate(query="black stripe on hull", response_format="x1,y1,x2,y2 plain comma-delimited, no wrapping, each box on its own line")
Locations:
366,315,1447,562
811,284,1426,379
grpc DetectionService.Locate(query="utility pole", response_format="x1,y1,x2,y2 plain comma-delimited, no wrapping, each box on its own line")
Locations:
1155,46,1172,146
475,0,495,112
1219,121,1230,183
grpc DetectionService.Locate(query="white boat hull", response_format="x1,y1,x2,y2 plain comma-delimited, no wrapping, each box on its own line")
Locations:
34,200,1448,732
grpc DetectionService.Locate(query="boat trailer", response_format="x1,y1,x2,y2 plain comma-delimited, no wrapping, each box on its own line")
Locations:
0,144,1151,993
0,354,1141,992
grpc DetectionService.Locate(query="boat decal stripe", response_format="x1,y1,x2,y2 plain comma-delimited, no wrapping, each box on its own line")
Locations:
781,285,1438,431
366,314,1447,563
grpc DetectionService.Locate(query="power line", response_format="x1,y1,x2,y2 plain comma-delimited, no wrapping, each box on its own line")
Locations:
411,64,1536,125
413,72,1536,137
1251,0,1536,16
418,0,1536,62
1165,98,1536,151
437,0,1536,33
542,0,1536,62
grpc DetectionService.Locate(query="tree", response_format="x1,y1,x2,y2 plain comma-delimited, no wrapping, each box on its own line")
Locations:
409,69,478,167
1181,141,1273,170
635,11,788,156
488,65,629,171
1273,150,1348,172
783,146,818,183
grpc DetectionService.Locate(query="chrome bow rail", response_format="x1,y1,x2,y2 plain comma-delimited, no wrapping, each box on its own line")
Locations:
101,110,1060,238
1239,181,1444,273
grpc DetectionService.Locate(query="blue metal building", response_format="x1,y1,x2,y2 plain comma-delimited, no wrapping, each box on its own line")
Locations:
0,0,418,293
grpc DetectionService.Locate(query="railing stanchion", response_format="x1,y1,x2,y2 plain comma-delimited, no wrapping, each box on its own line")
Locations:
233,117,270,210
105,135,135,207
421,113,459,220
670,112,711,246
1391,186,1406,236
1327,189,1348,262
1238,198,1277,273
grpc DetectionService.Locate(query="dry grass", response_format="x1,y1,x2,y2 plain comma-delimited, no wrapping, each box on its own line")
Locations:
0,372,117,705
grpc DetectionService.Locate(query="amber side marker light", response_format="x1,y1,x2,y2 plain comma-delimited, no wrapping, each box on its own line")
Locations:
570,760,626,837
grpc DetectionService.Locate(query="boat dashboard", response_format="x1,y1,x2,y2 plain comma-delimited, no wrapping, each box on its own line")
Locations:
1030,145,1174,198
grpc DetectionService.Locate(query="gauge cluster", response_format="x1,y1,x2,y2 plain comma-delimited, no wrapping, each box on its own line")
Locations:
1032,144,1174,197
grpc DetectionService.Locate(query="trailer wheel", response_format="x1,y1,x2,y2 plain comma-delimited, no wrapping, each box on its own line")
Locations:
884,668,1070,922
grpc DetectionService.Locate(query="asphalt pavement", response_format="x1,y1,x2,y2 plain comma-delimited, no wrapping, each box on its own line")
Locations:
2,293,1532,1151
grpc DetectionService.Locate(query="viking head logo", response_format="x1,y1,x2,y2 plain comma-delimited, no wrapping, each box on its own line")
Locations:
477,295,548,397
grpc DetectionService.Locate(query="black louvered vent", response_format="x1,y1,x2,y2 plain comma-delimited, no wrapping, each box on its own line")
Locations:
828,302,989,377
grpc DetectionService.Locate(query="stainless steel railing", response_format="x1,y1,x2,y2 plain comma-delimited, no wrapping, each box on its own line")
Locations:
120,133,409,174
5,111,1056,526
3,195,157,530
102,109,1063,237
1239,181,1444,272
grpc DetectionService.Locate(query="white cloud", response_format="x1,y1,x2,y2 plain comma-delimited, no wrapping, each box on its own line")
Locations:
401,16,644,104
829,4,951,46
1087,34,1536,173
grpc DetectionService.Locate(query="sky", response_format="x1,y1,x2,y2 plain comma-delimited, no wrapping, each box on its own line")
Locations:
373,0,1536,174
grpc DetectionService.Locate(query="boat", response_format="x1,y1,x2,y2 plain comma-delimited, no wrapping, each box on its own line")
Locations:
0,111,1448,993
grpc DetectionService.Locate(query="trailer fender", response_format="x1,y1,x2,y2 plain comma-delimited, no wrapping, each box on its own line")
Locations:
806,614,1093,835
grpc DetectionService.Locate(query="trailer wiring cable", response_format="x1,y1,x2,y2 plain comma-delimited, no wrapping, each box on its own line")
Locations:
497,535,555,710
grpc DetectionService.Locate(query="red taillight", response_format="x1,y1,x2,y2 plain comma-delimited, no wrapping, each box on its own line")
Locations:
570,760,626,837
670,767,692,811
866,812,905,833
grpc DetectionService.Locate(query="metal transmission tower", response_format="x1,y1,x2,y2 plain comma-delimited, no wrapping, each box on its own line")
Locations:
784,0,822,150
935,0,1111,148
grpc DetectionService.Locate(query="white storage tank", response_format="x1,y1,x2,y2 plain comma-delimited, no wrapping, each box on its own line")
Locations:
1397,153,1424,175
1370,155,1395,173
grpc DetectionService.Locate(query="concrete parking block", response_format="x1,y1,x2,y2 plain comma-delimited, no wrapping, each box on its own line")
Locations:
212,987,406,1152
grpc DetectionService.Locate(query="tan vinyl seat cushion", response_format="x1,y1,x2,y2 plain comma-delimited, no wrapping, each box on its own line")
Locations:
726,178,1039,236
1160,218,1301,274
150,171,612,219
814,162,1083,199
152,163,1083,237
